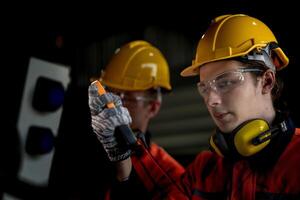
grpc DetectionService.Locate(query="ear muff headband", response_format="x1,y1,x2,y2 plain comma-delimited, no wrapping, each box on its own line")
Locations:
209,136,224,157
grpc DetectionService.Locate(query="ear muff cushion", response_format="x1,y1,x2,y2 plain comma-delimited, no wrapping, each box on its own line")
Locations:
234,119,271,157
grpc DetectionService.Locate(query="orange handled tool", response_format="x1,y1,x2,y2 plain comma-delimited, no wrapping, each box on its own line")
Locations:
92,80,115,109
91,80,137,148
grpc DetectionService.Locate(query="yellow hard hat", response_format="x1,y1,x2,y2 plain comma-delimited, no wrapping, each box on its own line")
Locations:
181,14,289,77
100,40,171,91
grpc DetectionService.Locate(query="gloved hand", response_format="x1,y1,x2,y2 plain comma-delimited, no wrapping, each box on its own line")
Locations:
88,83,132,162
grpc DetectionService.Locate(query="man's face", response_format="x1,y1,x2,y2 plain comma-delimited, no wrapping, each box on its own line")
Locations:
106,88,155,133
198,60,268,133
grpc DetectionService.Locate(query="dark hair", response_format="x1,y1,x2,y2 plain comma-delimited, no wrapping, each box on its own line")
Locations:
235,59,285,110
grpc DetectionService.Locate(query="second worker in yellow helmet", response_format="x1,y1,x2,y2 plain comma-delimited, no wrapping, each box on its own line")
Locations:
89,40,184,199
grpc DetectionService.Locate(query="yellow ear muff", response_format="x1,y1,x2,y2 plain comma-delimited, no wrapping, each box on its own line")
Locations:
234,119,271,157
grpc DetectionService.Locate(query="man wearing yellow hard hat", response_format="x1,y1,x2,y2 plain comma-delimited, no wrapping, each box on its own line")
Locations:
89,14,300,199
89,40,184,199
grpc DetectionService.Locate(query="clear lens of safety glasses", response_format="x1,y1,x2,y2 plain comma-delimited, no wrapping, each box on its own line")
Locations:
197,68,263,98
119,93,153,103
105,88,153,103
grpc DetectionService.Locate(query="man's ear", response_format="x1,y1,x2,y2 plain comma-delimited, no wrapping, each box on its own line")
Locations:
148,100,161,119
262,70,276,94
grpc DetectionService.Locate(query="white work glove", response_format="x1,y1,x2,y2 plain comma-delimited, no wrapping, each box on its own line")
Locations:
88,83,132,162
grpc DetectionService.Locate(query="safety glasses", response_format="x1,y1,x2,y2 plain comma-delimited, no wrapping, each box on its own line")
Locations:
118,92,154,103
197,68,263,98
105,87,156,104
